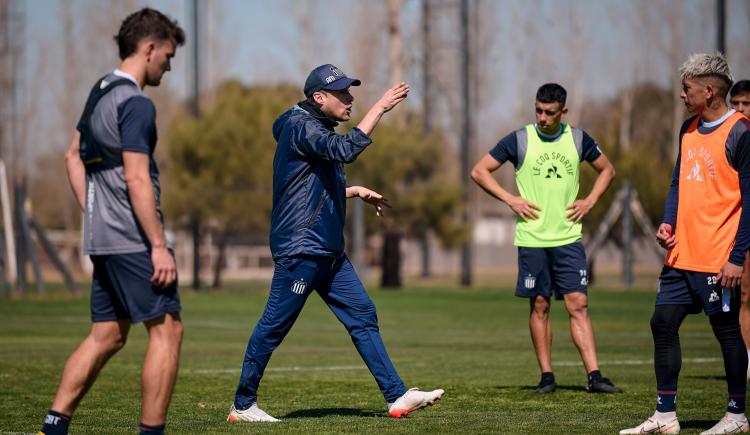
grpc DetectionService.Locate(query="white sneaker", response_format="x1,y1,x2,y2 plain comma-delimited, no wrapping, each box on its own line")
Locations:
387,387,444,418
227,402,280,422
700,415,749,434
619,416,680,434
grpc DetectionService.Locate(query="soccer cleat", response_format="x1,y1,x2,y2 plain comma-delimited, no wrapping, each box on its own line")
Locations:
699,415,749,434
587,376,624,393
227,402,279,423
619,416,680,434
534,375,556,394
387,387,444,418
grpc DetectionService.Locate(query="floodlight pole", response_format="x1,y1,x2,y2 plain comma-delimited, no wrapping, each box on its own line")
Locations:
190,0,202,290
459,0,473,287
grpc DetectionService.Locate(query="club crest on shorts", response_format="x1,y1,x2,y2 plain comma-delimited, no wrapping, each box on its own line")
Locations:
291,278,307,295
524,274,536,289
709,290,720,303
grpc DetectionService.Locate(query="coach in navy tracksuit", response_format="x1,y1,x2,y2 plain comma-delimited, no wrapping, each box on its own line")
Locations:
228,65,443,422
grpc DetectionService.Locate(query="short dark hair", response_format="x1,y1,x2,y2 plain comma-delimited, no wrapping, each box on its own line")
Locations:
730,80,750,98
114,8,185,60
536,83,567,107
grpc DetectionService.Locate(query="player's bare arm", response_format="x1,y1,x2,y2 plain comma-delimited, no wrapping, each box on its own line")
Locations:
346,185,392,217
566,153,615,222
123,151,176,288
64,131,86,211
357,82,410,136
471,153,541,222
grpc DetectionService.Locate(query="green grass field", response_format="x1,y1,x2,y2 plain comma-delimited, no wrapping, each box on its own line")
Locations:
0,282,738,434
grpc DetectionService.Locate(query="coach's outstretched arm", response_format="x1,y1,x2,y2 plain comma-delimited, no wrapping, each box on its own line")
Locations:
357,82,410,135
346,185,392,217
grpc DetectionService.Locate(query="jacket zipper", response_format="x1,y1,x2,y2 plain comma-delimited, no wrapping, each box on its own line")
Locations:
306,191,327,228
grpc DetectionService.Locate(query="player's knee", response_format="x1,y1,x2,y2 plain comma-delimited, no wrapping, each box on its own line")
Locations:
170,318,184,344
650,310,670,333
146,314,183,347
95,332,128,354
709,311,741,339
651,307,682,337
530,297,550,316
359,304,379,326
565,296,589,317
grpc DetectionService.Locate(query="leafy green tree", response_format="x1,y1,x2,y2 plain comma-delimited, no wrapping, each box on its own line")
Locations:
349,115,466,288
164,82,299,289
579,83,677,239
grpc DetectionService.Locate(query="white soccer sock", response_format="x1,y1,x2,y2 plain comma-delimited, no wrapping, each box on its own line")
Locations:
653,410,677,421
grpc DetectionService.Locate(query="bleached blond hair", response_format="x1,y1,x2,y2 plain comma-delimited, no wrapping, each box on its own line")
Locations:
679,53,734,88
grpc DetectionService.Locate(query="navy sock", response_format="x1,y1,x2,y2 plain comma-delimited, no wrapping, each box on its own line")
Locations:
728,387,746,414
40,410,71,435
656,384,678,413
139,422,165,435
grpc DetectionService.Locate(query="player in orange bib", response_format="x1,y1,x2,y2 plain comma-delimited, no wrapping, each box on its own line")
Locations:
622,54,750,435
730,80,750,381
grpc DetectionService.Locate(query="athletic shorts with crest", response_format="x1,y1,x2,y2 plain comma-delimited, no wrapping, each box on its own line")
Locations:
656,265,739,316
90,250,181,324
515,239,588,300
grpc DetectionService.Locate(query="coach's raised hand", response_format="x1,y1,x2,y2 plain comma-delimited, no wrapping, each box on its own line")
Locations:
357,82,410,135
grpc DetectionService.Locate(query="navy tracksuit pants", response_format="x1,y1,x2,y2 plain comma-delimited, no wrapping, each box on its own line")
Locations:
233,254,407,409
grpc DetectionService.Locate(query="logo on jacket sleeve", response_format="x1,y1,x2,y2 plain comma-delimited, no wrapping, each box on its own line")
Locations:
291,278,307,295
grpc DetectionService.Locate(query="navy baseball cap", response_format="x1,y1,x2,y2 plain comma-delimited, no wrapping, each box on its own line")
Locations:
304,64,361,97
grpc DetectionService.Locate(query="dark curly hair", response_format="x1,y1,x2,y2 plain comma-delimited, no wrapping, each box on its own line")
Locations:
114,8,185,60
536,83,567,107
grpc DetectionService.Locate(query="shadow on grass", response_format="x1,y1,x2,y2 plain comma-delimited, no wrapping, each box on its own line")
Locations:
282,407,382,419
495,385,589,392
680,419,719,431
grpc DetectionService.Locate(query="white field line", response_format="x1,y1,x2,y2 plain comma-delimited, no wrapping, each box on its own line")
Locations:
188,357,722,375
555,357,721,367
189,365,367,375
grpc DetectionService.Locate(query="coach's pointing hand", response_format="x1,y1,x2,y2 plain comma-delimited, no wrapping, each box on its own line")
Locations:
347,186,392,217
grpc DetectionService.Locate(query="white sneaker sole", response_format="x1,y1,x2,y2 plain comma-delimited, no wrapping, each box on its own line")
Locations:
389,393,443,418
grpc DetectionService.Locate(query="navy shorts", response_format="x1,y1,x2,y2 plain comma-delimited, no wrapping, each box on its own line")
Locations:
90,251,181,323
656,265,739,316
515,240,588,300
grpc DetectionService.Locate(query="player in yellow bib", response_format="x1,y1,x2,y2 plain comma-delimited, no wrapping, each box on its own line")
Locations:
472,83,619,394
